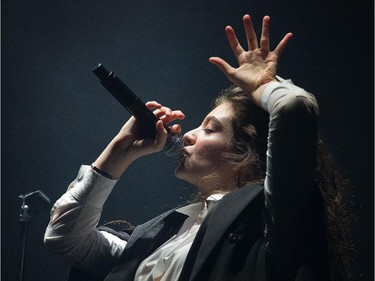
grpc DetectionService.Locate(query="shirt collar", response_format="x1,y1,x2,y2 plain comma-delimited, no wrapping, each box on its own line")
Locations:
206,193,225,202
175,193,225,217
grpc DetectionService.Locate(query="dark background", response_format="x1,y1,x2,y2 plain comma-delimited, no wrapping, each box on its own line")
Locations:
1,0,373,280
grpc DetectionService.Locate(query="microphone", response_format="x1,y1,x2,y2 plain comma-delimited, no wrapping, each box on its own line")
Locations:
92,63,184,158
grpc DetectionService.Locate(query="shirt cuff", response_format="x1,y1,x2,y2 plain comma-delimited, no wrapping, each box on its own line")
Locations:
67,165,117,208
260,77,292,112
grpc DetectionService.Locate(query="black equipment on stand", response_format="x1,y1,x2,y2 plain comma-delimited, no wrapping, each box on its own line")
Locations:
18,190,50,281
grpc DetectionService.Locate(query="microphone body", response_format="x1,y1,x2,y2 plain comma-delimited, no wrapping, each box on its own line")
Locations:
93,64,184,158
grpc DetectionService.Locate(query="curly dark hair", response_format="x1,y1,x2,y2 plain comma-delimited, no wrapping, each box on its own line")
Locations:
212,85,269,187
315,140,355,281
213,85,354,281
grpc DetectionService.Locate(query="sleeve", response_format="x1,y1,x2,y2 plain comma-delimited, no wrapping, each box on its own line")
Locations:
260,78,320,276
44,165,127,278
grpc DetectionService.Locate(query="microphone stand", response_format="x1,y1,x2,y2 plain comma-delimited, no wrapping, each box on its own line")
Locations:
18,190,50,281
18,202,31,281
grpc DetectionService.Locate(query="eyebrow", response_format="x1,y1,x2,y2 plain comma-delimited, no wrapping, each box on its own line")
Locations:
203,116,223,129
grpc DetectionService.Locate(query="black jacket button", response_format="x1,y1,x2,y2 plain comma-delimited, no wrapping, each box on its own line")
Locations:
228,233,238,243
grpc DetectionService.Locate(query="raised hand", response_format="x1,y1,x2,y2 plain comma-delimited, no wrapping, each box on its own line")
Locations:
209,14,293,95
94,101,185,178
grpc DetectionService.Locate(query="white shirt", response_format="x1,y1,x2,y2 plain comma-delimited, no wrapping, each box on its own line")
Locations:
134,195,222,281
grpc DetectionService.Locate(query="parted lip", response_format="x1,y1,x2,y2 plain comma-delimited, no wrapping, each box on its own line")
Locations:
183,147,190,155
179,147,190,159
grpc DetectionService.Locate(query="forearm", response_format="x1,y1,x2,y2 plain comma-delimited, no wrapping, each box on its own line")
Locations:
259,78,321,280
94,134,137,179
44,165,126,276
261,78,319,224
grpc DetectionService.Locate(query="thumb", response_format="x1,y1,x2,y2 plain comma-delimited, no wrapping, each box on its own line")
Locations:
209,57,235,78
154,120,168,150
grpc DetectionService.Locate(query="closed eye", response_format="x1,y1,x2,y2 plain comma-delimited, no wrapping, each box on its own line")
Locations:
201,116,222,134
203,128,215,133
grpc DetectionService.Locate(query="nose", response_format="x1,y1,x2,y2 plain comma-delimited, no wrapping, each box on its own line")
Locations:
183,128,197,146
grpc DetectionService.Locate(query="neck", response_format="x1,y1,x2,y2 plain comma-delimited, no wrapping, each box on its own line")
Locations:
196,177,236,198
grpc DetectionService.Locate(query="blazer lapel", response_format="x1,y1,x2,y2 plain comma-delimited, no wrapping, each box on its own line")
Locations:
105,209,188,281
187,184,264,281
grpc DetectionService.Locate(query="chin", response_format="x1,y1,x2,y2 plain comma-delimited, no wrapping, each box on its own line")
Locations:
174,166,186,180
175,166,196,185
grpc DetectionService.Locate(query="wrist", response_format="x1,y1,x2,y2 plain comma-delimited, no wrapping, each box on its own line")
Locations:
94,138,137,179
248,80,277,107
91,163,120,181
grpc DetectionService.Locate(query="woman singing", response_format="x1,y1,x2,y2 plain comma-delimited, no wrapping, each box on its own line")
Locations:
45,14,352,281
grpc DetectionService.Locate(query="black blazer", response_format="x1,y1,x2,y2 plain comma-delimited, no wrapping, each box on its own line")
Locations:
68,184,329,281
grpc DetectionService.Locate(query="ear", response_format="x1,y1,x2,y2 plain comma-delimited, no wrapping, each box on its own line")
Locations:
242,124,257,138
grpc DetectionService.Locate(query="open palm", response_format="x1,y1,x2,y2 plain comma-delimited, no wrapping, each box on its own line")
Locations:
209,15,293,94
